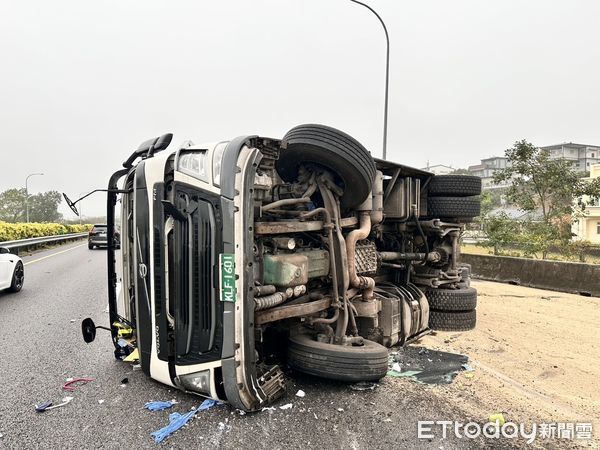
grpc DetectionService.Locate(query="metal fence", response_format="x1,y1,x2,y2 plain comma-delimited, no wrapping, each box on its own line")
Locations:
0,232,88,254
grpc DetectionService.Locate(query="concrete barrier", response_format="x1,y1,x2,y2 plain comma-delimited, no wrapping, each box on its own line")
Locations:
461,253,600,297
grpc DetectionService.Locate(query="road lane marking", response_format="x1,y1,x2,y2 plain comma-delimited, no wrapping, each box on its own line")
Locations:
24,243,87,266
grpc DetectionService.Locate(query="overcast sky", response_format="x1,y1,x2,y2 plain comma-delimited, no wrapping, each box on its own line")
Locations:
2,0,599,218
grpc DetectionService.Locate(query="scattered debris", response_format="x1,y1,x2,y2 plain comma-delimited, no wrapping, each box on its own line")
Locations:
35,401,53,412
463,373,475,379
0,432,3,438
313,412,318,419
262,407,276,412
218,420,232,433
279,403,293,410
489,413,506,426
349,381,377,391
98,400,105,405
35,397,74,412
461,363,475,372
295,390,306,398
63,378,94,392
387,347,469,385
123,349,139,362
150,399,219,444
132,364,142,371
70,319,76,323
236,409,246,416
121,377,129,385
145,400,178,411
337,408,344,412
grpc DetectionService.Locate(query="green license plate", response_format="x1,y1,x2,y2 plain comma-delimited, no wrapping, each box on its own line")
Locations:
220,253,236,302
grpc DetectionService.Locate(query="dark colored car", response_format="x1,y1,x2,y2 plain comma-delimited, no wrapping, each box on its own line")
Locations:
88,224,120,249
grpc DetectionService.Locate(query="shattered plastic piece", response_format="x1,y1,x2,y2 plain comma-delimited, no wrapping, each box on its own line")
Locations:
262,407,276,412
35,401,53,412
123,349,139,362
388,347,468,385
464,373,475,379
386,370,422,378
145,400,177,412
36,397,74,412
349,382,377,391
489,413,505,426
63,378,94,391
132,364,142,371
279,403,293,410
295,390,305,398
461,363,475,372
70,319,76,323
337,408,344,412
150,399,219,444
117,338,129,348
236,409,246,416
391,362,402,373
98,400,105,405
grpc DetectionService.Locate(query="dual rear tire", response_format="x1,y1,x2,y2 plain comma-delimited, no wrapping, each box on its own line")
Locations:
424,285,477,331
426,175,482,221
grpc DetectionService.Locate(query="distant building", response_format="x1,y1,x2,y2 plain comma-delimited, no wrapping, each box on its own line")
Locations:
421,164,455,175
468,156,510,190
572,163,600,243
540,142,600,173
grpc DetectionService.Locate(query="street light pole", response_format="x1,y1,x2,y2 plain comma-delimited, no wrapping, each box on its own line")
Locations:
25,173,44,223
78,192,86,225
350,0,390,160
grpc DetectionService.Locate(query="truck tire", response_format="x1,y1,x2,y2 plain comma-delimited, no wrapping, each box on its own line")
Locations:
288,334,389,382
427,196,481,219
277,124,376,209
429,310,476,331
428,175,482,197
424,287,477,311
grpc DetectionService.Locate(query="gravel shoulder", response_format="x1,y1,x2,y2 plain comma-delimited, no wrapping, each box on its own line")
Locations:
419,280,600,446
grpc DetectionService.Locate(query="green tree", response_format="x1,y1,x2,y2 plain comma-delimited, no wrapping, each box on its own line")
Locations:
28,191,63,223
493,140,600,258
0,188,27,222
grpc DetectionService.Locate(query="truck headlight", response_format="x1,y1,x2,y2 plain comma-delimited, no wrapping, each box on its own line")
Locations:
178,370,211,396
212,142,228,186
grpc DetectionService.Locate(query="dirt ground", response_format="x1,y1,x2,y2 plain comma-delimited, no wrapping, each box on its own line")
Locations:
419,279,600,445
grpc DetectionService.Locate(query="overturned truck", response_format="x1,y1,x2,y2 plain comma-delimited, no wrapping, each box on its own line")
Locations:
90,124,481,411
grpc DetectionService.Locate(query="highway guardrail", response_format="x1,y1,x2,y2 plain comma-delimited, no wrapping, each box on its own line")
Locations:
0,232,88,254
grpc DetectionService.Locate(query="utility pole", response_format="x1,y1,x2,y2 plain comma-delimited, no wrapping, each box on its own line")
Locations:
350,0,390,160
25,173,44,223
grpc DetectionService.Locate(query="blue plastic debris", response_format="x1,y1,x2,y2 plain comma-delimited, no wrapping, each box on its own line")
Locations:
35,401,53,412
144,400,176,412
150,399,219,443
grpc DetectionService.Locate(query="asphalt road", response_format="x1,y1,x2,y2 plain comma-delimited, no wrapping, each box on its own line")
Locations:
0,242,517,449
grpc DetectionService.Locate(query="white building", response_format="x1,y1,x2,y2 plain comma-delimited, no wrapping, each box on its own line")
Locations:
572,163,600,243
541,143,600,173
421,164,455,175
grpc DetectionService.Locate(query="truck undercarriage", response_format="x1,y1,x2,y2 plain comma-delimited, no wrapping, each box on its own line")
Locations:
87,124,481,411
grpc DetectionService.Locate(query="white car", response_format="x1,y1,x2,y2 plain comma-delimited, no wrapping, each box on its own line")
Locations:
0,247,24,293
